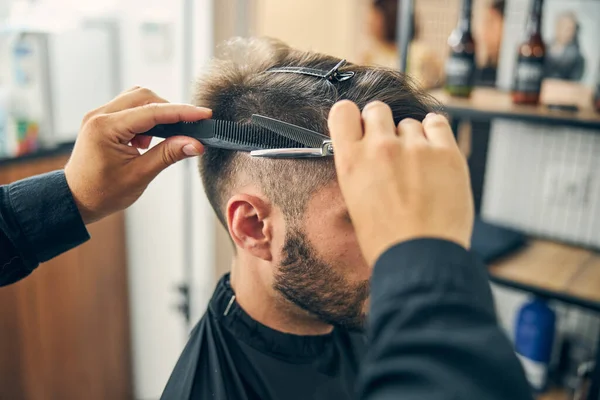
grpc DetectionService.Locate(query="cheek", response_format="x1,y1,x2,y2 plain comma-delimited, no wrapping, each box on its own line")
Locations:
269,215,290,266
307,223,370,282
339,243,371,282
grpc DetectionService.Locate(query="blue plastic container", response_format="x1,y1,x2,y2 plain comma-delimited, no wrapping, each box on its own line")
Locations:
514,297,556,392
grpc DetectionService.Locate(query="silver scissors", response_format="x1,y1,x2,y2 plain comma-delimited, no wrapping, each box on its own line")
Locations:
249,115,333,158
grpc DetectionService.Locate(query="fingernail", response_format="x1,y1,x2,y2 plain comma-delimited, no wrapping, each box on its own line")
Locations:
425,112,437,121
183,144,201,157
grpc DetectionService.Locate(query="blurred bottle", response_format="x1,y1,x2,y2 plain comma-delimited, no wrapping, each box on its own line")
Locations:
556,336,594,396
512,0,546,105
11,94,39,157
573,360,594,400
514,297,556,393
10,35,40,157
444,0,476,97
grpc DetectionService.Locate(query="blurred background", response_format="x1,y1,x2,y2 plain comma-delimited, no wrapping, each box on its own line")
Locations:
0,0,599,399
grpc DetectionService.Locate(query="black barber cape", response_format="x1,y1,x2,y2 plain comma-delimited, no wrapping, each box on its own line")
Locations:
161,274,366,400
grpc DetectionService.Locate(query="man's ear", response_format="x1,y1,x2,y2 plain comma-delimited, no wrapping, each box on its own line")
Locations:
226,194,273,261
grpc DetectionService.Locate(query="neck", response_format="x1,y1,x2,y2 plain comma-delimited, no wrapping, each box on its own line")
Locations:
459,0,472,32
229,254,334,336
527,0,543,36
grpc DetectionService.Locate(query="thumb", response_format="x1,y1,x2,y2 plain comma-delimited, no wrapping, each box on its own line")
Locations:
135,136,204,182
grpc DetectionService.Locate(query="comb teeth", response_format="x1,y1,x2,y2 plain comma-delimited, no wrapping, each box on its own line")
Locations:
213,120,304,150
251,115,328,148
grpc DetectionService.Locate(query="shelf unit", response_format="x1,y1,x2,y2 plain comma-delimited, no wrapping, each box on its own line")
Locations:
430,88,600,131
396,1,600,399
430,88,600,400
489,239,600,400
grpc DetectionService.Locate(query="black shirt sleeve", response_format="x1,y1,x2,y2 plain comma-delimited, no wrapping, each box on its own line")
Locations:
0,170,90,287
359,239,534,400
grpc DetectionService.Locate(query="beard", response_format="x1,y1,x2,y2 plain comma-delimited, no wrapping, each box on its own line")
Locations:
273,228,369,332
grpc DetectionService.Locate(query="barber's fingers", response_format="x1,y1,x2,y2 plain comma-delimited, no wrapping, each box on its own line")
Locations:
361,101,397,139
134,136,204,184
328,100,363,159
397,118,427,145
82,87,169,123
329,100,363,142
102,102,212,143
121,85,143,94
106,87,172,148
130,135,153,150
101,87,169,114
422,113,456,148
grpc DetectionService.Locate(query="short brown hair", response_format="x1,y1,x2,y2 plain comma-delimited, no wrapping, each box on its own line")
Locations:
194,37,437,229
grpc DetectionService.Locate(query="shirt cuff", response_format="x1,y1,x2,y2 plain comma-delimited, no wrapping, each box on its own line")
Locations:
8,170,90,267
371,238,495,313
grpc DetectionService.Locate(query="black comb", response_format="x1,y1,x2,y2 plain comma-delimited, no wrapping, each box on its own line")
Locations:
141,120,305,152
250,115,330,149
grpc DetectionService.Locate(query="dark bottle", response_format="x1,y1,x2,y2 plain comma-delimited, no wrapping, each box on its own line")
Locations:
444,0,476,97
512,0,546,105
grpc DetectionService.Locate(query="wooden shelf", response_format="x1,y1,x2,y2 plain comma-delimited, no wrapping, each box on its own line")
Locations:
489,239,600,311
0,142,75,168
537,388,569,400
567,255,600,304
430,88,600,131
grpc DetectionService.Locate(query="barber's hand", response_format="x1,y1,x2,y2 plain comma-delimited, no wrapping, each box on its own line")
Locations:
65,87,211,224
328,100,474,266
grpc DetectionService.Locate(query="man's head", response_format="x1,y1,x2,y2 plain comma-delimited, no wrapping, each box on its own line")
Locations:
555,12,579,46
195,37,436,331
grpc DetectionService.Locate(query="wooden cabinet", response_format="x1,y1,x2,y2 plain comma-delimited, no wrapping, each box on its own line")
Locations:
0,154,133,400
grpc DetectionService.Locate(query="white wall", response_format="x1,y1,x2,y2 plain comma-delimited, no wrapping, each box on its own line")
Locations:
117,0,215,398
0,1,11,20
117,3,190,398
188,0,217,329
250,0,365,61
3,1,216,398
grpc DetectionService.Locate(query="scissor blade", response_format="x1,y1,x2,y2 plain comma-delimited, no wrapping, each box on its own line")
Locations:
250,148,326,158
251,115,329,149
